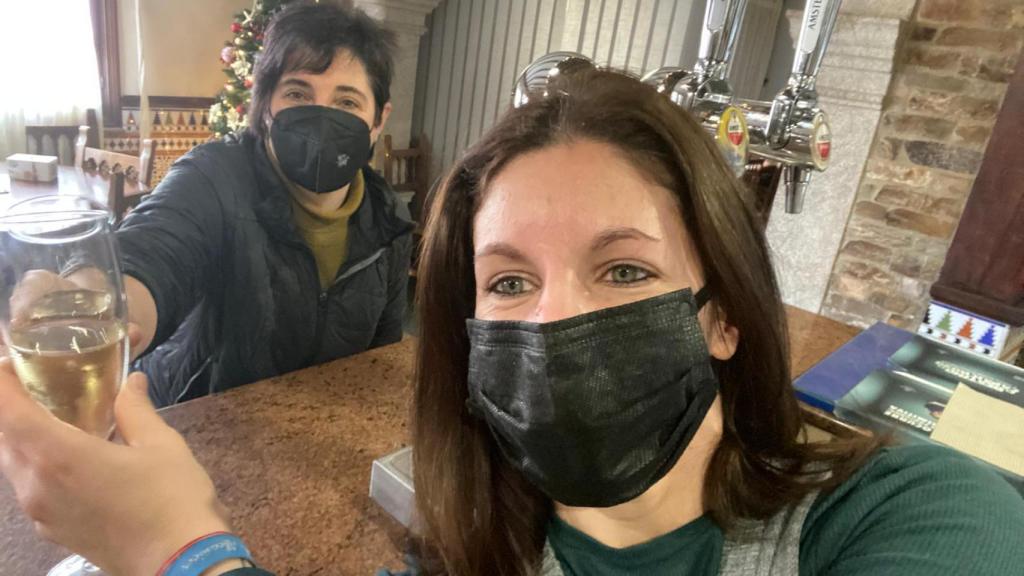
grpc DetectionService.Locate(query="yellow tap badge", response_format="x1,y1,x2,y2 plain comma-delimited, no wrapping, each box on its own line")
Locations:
715,106,749,176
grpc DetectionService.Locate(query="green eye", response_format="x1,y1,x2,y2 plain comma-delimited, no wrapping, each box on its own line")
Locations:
606,265,651,284
491,277,528,296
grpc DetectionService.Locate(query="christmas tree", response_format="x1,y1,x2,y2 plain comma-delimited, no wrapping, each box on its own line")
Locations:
209,0,296,137
957,318,974,339
978,325,997,347
936,311,954,333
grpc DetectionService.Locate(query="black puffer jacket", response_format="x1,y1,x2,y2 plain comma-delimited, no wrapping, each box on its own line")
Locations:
117,132,414,407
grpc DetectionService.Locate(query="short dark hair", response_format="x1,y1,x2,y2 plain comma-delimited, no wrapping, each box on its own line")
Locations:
248,1,396,139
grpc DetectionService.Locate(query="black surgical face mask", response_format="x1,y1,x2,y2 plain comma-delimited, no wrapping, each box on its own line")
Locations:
466,288,719,508
269,105,371,193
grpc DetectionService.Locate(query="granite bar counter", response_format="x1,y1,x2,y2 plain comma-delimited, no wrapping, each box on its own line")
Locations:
0,306,859,575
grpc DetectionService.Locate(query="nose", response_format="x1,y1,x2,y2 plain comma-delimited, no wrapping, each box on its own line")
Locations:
529,275,592,324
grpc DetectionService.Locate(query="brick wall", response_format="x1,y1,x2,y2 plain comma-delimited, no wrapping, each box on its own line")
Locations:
821,0,1024,329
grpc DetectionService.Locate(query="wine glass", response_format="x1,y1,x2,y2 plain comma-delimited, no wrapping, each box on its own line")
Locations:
0,195,128,576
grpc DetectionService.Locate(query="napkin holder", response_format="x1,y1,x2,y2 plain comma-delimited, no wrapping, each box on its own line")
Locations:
6,153,58,183
370,445,417,529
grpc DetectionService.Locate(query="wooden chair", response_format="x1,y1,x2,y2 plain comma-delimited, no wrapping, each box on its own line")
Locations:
75,128,156,189
105,171,129,222
381,134,431,224
381,134,433,278
24,109,99,165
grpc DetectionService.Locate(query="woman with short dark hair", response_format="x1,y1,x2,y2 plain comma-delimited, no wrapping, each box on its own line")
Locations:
0,63,1021,576
116,0,412,406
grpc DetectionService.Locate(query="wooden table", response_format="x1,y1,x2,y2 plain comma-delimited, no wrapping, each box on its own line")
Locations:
0,307,861,575
0,165,147,213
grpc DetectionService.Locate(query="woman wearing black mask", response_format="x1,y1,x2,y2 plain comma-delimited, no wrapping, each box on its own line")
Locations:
406,68,1023,576
126,1,413,406
0,66,1021,576
17,1,414,407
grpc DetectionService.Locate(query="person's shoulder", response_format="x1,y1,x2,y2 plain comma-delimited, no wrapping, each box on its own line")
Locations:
800,443,1024,576
362,166,399,202
179,131,255,170
839,443,1017,497
150,132,259,199
361,166,414,235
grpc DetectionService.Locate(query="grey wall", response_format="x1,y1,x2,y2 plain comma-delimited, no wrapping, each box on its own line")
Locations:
411,0,717,174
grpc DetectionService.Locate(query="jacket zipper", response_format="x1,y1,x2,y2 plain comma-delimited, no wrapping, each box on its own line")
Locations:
308,248,387,364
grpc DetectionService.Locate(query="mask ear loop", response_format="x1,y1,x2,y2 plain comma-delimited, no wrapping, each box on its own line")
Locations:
694,285,712,311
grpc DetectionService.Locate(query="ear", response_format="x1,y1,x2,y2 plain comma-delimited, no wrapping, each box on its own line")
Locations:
370,101,393,145
702,306,739,361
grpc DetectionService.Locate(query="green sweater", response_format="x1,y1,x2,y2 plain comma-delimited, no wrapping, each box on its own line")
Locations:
548,444,1024,575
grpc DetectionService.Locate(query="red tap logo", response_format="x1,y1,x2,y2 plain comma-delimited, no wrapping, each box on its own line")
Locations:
715,107,749,176
817,128,832,160
811,113,832,170
727,114,744,146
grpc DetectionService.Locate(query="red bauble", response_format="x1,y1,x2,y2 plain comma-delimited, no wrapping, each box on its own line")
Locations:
231,22,243,34
256,33,264,41
236,105,246,115
244,78,254,89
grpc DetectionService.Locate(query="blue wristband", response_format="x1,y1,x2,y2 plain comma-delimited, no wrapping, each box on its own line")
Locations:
164,533,253,576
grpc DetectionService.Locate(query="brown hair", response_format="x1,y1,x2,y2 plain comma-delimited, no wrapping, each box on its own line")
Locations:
248,1,396,139
412,69,877,576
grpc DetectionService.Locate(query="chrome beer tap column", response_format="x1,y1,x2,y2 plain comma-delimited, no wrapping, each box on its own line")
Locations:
739,0,841,214
641,0,751,175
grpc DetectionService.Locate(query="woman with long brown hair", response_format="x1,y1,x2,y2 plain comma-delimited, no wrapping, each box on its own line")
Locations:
409,66,1023,575
0,63,1020,576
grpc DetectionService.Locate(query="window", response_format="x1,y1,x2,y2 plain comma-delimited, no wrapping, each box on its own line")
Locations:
0,0,102,158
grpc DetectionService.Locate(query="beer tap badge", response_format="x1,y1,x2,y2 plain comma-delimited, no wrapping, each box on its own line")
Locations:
716,106,749,176
811,112,832,170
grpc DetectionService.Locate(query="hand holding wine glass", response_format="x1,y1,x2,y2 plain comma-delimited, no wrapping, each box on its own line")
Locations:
0,363,233,576
0,197,232,575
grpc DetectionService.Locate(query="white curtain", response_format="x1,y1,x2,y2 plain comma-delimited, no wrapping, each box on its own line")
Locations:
0,0,102,160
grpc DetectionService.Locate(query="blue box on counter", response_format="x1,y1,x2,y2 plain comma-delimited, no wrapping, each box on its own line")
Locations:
793,322,914,412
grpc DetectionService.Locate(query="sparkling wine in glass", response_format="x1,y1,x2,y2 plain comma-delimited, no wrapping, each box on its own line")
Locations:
0,195,129,576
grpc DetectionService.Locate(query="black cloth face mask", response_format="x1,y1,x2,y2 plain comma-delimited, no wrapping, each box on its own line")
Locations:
269,105,371,193
466,288,719,508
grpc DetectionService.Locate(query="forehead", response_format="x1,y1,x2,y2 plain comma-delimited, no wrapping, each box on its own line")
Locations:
280,49,372,90
473,140,687,248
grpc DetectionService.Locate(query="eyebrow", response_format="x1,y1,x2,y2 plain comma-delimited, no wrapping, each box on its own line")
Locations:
474,242,529,261
278,78,368,101
278,78,313,91
590,227,662,251
474,227,661,260
332,85,368,101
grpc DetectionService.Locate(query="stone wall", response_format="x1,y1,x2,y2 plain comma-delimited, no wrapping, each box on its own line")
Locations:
821,0,1024,329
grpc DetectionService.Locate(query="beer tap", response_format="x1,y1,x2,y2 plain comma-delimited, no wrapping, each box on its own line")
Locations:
641,0,751,175
739,0,842,214
512,51,598,109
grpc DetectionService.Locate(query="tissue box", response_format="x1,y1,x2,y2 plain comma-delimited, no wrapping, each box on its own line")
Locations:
369,446,417,529
6,154,58,182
